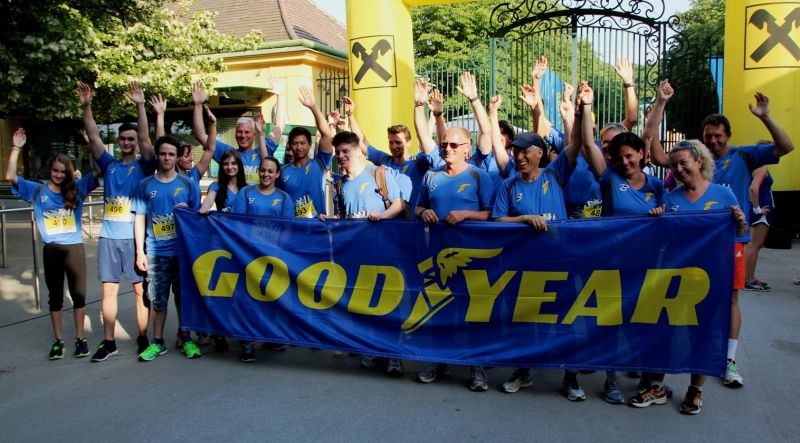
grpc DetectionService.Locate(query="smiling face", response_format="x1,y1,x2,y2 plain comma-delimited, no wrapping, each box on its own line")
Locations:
669,148,703,185
335,141,361,173
118,129,138,156
222,155,239,178
49,160,68,185
703,123,730,157
440,128,471,166
388,133,409,159
258,157,280,188
157,143,178,173
613,145,643,178
176,145,193,171
235,121,256,150
514,146,543,176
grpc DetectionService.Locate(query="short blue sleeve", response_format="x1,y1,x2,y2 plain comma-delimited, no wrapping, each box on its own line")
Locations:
95,151,115,171
213,140,233,163
132,182,146,214
265,136,278,157
544,129,565,153
416,171,432,209
477,169,495,211
740,144,778,169
316,150,334,169
11,177,39,203
76,173,99,198
367,145,391,165
281,191,295,217
492,180,511,218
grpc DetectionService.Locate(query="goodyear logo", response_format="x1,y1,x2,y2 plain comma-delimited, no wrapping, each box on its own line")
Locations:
192,247,711,333
745,4,800,69
349,35,397,90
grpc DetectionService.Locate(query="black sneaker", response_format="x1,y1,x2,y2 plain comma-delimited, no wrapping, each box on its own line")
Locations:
240,341,256,363
136,335,150,354
680,386,703,415
74,338,90,358
49,340,65,360
213,335,229,352
91,340,119,362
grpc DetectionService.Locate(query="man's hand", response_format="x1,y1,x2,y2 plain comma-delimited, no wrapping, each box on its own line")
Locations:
576,81,593,106
656,79,674,103
489,94,503,112
254,111,265,134
419,208,439,224
367,210,384,221
342,95,355,116
519,84,538,108
136,253,149,273
205,105,217,124
523,214,548,231
414,79,430,105
445,210,467,225
559,83,575,116
191,82,208,105
456,71,478,100
732,205,747,236
429,88,443,114
648,205,665,217
149,95,167,114
298,85,317,109
268,77,285,97
532,55,548,80
748,92,770,119
614,58,634,84
12,127,26,148
126,81,146,106
77,83,94,108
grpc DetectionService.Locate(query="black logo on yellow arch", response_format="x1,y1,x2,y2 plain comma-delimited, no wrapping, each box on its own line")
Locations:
350,35,397,90
745,3,800,69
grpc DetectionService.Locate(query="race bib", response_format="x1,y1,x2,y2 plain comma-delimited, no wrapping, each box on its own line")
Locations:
103,196,132,222
43,209,77,235
244,165,259,185
152,214,176,241
582,199,602,219
295,195,317,218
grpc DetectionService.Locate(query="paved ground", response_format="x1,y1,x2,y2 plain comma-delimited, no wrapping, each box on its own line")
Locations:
1,201,799,442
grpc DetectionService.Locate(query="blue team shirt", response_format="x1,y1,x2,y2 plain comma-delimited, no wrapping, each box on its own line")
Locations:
714,144,776,242
232,186,294,217
366,145,431,206
184,166,202,182
334,165,401,218
599,167,663,216
492,152,574,220
544,128,565,153
664,183,739,213
564,150,603,218
214,137,277,185
13,175,99,245
207,182,238,212
470,150,515,188
417,165,495,218
132,174,200,256
95,151,156,239
279,151,333,218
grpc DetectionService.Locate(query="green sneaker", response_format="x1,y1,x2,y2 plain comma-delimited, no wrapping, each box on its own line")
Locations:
138,343,167,362
49,340,65,360
181,340,202,359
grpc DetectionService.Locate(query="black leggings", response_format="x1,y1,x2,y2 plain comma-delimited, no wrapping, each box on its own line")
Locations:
43,243,87,311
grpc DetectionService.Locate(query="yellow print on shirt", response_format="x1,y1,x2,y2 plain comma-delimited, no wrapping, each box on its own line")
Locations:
272,197,282,207
173,187,184,197
645,192,654,202
457,183,471,193
103,196,132,222
152,213,177,241
542,180,550,195
359,182,369,193
43,209,77,235
703,201,718,210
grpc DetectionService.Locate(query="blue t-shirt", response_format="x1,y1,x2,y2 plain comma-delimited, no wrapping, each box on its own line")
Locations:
132,174,200,256
366,145,431,206
232,185,294,217
544,128,565,153
279,151,333,218
664,183,738,213
183,166,202,182
13,175,99,245
564,150,603,218
599,168,663,216
417,165,495,218
492,152,574,220
714,144,777,242
470,149,515,189
214,138,277,185
95,151,156,239
207,181,238,212
334,165,401,218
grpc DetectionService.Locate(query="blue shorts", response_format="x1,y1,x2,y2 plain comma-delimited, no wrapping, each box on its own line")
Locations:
98,237,144,283
145,255,180,311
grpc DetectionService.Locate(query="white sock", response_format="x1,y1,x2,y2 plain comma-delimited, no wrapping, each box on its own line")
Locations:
727,339,738,361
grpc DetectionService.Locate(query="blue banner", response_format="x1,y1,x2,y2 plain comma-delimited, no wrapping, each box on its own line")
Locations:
177,208,734,376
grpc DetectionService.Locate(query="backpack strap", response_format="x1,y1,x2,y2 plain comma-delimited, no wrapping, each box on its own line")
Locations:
335,176,346,217
373,166,391,210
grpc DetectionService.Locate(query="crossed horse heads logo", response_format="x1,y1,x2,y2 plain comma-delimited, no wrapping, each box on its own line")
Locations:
400,247,503,334
749,8,800,62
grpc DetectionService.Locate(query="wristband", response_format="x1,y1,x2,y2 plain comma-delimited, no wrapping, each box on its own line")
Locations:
415,101,425,107
623,82,635,88
469,96,480,103
11,146,20,150
574,111,583,117
433,111,443,117
752,206,762,215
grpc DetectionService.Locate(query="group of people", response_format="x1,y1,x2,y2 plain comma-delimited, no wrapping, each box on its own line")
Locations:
6,55,793,416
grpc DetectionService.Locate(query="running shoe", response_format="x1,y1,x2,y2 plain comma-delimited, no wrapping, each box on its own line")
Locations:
91,340,119,362
794,277,800,285
240,341,255,363
628,385,668,408
48,340,64,360
416,363,448,383
213,336,229,352
196,333,211,346
603,378,625,404
744,280,768,292
562,371,586,401
138,343,167,362
74,338,90,358
723,359,743,388
753,278,770,290
181,340,202,359
136,335,150,354
500,369,534,393
385,359,404,376
680,386,703,415
360,356,382,369
469,366,489,392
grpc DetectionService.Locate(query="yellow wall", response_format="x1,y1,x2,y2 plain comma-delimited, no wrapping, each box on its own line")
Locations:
724,0,800,191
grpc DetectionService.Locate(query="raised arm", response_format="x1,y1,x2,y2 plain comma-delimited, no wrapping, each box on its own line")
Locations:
5,128,25,185
614,58,638,131
194,105,217,176
191,82,209,146
298,85,333,154
748,92,794,158
268,78,286,146
430,88,447,144
126,82,153,160
530,55,553,136
413,79,436,154
563,87,584,167
341,96,367,154
149,94,167,139
77,83,106,160
254,111,268,159
559,82,575,148
457,71,490,153
578,82,606,177
643,79,673,168
488,95,510,173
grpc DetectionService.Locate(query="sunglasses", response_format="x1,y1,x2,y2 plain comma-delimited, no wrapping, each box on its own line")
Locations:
440,141,469,150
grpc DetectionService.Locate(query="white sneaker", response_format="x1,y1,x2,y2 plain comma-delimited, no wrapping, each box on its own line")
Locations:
723,359,744,388
563,371,586,401
469,366,489,392
385,359,404,376
501,369,534,393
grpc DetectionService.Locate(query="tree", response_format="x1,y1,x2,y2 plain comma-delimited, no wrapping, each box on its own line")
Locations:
0,0,261,121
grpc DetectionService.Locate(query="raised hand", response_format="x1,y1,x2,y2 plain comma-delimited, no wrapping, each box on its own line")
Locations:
657,79,674,102
126,81,145,105
12,127,26,148
456,71,479,100
429,88,443,114
519,84,538,108
614,58,634,84
268,77,285,96
205,105,217,124
342,95,354,115
191,82,208,105
149,94,167,114
559,83,575,116
748,92,770,119
532,55,548,80
253,111,265,133
298,85,317,108
489,95,503,112
576,81,593,106
414,79,430,105
77,83,94,107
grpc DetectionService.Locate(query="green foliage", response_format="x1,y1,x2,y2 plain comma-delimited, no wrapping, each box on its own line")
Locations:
0,0,261,121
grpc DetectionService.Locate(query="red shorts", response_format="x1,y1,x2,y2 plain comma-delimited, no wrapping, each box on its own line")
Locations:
734,242,745,290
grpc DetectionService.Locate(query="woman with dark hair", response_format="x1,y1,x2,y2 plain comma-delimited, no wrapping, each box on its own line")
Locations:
199,150,246,213
5,128,99,360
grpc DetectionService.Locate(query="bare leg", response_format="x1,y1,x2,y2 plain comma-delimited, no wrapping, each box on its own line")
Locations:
101,282,119,340
51,311,63,340
730,290,740,340
73,307,86,338
745,224,768,282
132,282,148,336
